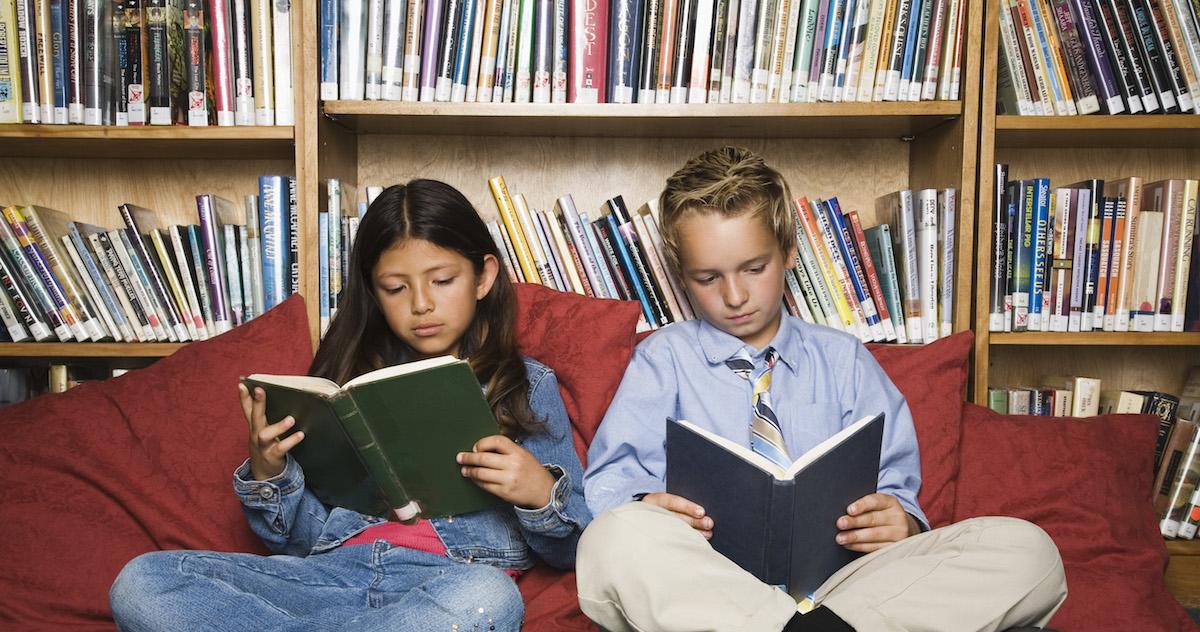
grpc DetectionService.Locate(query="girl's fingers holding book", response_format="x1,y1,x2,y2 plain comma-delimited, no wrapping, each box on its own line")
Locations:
471,434,518,454
456,450,507,470
256,416,295,446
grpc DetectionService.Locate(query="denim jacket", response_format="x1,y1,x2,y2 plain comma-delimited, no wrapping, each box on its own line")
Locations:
234,357,592,571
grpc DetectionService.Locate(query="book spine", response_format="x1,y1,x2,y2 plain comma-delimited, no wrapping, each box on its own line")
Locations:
325,180,342,314
114,228,170,339
513,0,534,102
688,0,715,103
68,223,132,339
600,212,652,321
706,0,727,101
118,207,186,338
1172,180,1197,332
185,224,216,332
340,0,367,100
1153,181,1181,330
318,211,330,332
915,189,939,341
250,0,273,121
1094,197,1115,326
1146,0,1192,109
795,197,857,334
812,199,869,338
287,177,298,296
332,392,420,521
483,177,533,282
669,0,696,103
581,211,621,299
1105,0,1157,111
0,246,50,340
455,0,481,101
644,211,695,319
0,206,79,340
1127,0,1178,110
364,0,384,98
890,190,923,341
168,224,207,337
790,0,818,101
558,195,605,296
22,210,104,340
939,188,955,336
632,211,681,318
90,231,147,339
867,224,908,341
150,228,196,338
609,198,671,325
207,0,233,124
1028,181,1049,331
257,176,285,309
272,0,293,122
847,210,896,340
229,0,254,121
729,0,756,100
196,195,231,333
319,0,338,99
826,199,884,339
401,0,423,100
221,224,244,325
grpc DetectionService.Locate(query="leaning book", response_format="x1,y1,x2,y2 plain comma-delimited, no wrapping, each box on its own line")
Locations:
665,412,885,600
241,355,507,522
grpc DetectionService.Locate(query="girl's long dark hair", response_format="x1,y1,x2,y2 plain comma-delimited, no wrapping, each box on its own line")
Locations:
309,180,540,437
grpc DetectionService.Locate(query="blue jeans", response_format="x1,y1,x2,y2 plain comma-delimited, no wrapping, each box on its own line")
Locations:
109,542,525,632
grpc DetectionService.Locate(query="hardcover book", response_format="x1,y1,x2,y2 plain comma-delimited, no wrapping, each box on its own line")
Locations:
242,355,507,522
665,412,884,600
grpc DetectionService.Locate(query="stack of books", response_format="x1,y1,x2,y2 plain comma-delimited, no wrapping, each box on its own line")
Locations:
987,167,1200,334
319,0,967,104
0,0,295,126
0,176,298,343
995,0,1200,115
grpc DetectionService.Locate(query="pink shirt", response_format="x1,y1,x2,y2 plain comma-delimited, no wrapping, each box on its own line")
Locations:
342,520,522,578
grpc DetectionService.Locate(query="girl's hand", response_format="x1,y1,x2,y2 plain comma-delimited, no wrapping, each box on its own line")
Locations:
834,492,920,553
457,435,556,510
238,383,305,481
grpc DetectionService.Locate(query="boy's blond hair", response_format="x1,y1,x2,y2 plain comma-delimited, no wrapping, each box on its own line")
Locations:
657,146,796,275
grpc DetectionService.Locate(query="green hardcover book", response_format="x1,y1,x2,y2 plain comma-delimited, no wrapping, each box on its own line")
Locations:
242,355,507,522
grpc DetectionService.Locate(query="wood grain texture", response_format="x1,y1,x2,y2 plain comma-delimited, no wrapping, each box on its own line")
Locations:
996,115,1200,148
986,346,1196,396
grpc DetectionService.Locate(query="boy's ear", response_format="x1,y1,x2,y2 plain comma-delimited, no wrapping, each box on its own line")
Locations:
784,245,798,270
476,254,500,300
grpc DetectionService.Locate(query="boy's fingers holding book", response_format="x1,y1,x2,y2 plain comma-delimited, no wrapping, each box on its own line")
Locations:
641,493,715,535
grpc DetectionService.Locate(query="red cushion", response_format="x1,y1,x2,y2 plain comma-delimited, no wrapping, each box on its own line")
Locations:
0,296,312,631
867,331,972,529
513,283,642,466
953,403,1197,631
512,285,640,632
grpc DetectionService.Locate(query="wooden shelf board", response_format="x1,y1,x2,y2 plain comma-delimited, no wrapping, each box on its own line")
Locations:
989,332,1200,346
2,125,295,159
322,101,963,138
995,115,1200,148
1168,540,1200,555
0,343,184,359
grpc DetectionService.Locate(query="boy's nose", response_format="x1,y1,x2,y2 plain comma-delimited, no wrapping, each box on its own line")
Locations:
721,279,748,308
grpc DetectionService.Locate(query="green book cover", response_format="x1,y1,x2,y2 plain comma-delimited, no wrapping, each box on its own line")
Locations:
242,356,507,522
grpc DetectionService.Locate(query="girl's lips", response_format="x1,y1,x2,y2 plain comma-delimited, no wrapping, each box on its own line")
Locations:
413,324,443,336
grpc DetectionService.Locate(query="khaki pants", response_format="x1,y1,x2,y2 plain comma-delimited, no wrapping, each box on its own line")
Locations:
577,503,1067,632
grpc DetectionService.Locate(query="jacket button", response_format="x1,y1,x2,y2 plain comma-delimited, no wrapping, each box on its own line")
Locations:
258,487,274,500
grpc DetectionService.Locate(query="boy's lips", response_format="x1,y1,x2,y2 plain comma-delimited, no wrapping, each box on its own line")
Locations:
728,311,756,324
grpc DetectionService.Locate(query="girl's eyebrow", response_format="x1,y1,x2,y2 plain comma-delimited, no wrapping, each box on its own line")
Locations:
377,263,457,279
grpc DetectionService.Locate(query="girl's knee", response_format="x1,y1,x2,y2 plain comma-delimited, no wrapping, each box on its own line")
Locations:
447,564,525,630
110,551,186,628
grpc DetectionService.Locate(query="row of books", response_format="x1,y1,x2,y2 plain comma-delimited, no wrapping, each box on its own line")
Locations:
995,0,1200,115
0,176,299,344
0,0,295,126
1155,367,1200,539
985,374,1187,418
399,176,953,343
0,365,127,404
319,0,966,104
987,168,1200,334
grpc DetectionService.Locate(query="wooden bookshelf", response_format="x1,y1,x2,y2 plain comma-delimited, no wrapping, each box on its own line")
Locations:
973,0,1200,407
1168,540,1200,608
323,101,964,138
995,115,1200,148
990,332,1200,346
1,125,296,159
0,343,183,359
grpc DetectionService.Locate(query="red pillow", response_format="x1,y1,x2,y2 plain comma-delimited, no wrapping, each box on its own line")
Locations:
953,403,1197,631
867,331,972,529
514,283,642,465
0,296,312,631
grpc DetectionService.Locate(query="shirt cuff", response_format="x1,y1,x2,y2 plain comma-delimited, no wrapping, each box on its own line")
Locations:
514,465,577,532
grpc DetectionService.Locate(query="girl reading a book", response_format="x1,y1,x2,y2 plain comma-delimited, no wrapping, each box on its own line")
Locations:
110,180,592,631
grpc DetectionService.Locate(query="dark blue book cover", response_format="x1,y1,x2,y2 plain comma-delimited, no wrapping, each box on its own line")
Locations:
666,413,884,600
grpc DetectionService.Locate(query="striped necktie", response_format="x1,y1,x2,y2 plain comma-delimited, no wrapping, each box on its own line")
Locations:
725,347,791,469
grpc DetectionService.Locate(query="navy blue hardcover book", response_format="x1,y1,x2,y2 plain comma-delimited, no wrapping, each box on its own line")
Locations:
665,412,884,600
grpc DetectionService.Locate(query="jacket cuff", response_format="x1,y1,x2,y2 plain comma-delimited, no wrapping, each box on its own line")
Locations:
234,455,304,506
514,465,577,532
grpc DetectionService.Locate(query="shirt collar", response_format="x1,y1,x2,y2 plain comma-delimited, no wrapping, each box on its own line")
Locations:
696,316,801,371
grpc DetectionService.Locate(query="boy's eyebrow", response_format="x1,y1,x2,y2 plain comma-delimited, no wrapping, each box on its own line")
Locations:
686,254,772,274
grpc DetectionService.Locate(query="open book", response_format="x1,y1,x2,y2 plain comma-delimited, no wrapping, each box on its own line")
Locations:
666,413,885,600
242,356,506,522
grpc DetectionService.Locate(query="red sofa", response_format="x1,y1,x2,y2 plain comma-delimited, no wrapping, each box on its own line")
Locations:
0,286,1195,631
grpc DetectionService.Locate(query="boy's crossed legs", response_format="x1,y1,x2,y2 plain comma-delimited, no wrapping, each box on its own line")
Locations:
577,502,1066,632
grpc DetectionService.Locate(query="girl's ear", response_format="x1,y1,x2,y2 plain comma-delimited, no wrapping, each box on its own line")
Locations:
475,254,500,300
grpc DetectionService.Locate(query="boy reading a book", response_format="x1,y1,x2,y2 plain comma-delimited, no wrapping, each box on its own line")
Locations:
579,147,1067,632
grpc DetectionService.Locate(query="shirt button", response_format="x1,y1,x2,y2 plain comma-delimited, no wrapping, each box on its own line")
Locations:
258,487,274,500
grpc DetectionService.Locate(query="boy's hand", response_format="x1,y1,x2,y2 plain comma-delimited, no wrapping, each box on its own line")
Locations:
835,492,920,553
239,383,304,482
458,435,556,510
640,493,714,540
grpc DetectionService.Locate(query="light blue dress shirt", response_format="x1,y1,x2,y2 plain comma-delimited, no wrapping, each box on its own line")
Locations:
584,315,929,530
